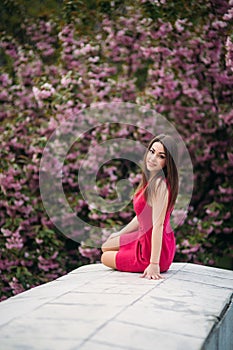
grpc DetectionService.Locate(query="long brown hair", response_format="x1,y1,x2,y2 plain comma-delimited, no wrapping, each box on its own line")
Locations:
136,134,179,211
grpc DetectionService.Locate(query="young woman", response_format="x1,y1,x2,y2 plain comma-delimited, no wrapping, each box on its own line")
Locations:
101,134,179,280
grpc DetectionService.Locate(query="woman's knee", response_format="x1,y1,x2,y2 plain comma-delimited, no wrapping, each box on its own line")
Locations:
101,252,106,264
101,251,108,266
101,242,108,253
101,251,111,265
101,251,117,269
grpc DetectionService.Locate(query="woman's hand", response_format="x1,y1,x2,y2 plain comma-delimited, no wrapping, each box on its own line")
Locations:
140,263,164,280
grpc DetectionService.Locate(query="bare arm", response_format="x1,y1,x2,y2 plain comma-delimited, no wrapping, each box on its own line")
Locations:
150,181,168,264
141,180,168,279
108,215,139,239
119,215,139,235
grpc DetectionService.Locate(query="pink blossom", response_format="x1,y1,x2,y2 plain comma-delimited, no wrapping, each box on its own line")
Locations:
205,208,220,217
175,19,187,32
1,228,12,237
32,83,55,107
227,152,233,164
213,220,223,226
225,37,233,70
205,226,214,235
0,91,8,101
38,253,59,271
0,1,232,291
99,184,110,197
119,212,132,219
9,277,24,295
212,20,227,29
219,186,233,194
223,6,233,21
89,212,100,220
223,227,233,233
182,244,200,254
5,230,24,250
182,239,190,247
78,246,100,263
61,76,73,87
172,209,187,226
0,73,12,86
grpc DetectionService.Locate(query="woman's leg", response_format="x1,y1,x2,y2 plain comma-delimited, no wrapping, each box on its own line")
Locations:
101,236,120,252
101,251,118,269
101,236,120,269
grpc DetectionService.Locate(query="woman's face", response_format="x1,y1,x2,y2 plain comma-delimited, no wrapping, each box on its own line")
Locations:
146,141,166,175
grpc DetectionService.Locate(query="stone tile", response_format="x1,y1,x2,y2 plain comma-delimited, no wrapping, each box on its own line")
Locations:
182,263,233,279
151,277,232,299
166,262,187,272
116,303,215,339
77,339,126,350
145,279,232,315
49,291,140,306
0,298,49,327
0,317,96,341
133,293,227,319
99,270,165,285
0,263,232,350
91,320,204,350
72,281,155,295
9,280,87,300
26,303,123,323
0,280,91,327
70,263,111,274
174,270,233,289
56,271,108,282
0,336,82,350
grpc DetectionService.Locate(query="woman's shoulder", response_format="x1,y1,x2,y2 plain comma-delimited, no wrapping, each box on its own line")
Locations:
150,177,169,200
153,177,168,189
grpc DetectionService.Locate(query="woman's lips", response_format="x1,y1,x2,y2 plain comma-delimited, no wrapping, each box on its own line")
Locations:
147,161,157,167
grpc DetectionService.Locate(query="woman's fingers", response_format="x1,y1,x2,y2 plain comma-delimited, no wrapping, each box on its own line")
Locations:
140,271,146,278
153,274,164,279
141,273,164,280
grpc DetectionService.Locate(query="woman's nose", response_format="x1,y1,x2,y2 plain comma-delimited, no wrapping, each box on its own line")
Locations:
151,153,158,159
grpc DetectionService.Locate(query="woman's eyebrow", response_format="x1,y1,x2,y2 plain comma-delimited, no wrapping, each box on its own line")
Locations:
150,147,166,155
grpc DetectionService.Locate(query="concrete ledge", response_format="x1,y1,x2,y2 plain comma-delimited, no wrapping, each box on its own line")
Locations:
0,262,232,350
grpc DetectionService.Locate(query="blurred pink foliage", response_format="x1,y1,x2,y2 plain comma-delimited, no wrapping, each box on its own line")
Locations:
0,0,232,300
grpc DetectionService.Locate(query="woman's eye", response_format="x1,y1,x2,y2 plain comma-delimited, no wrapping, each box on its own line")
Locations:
149,149,165,159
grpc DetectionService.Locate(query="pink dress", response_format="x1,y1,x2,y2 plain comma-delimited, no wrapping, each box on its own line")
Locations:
116,183,176,273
